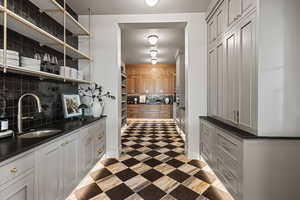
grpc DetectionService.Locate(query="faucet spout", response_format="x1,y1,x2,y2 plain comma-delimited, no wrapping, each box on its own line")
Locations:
18,93,42,134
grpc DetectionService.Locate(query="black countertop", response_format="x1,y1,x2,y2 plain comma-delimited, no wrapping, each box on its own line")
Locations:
0,116,107,163
199,116,300,140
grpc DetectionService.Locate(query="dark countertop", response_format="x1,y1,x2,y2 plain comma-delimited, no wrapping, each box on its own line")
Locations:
127,103,173,105
199,116,300,140
0,116,107,163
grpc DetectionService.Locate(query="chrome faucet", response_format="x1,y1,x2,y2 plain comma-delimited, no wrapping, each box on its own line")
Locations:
18,93,42,134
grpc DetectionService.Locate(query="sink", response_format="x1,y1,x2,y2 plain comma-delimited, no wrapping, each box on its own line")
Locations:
18,129,62,139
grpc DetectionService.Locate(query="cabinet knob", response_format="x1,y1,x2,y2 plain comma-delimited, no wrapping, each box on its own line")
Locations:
10,168,17,173
98,135,103,140
97,149,103,154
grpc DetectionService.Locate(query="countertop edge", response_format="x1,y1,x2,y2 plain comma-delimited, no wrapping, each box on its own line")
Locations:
0,116,107,163
199,116,300,140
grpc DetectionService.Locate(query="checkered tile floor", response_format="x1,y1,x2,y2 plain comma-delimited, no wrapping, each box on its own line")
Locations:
67,120,233,200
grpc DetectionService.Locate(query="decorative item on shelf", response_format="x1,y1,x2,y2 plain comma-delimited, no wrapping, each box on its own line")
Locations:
0,49,19,67
79,83,116,118
20,56,41,72
0,94,8,132
78,104,89,121
61,94,82,119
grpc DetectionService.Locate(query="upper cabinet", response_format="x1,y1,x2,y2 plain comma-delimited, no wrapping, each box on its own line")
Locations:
126,64,176,95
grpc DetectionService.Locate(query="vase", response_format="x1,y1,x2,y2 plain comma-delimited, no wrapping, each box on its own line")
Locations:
92,100,104,118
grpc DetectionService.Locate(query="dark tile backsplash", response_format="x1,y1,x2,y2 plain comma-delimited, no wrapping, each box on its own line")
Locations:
0,0,81,132
0,72,78,132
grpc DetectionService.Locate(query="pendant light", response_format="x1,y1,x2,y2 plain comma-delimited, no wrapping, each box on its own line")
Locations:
148,35,159,45
151,58,158,65
150,49,158,58
145,0,159,7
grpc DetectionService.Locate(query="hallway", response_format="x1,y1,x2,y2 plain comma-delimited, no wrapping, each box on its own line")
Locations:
69,120,233,200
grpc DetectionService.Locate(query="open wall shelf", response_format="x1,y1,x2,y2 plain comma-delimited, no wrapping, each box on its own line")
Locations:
0,64,92,84
28,0,90,36
0,6,91,60
0,0,93,85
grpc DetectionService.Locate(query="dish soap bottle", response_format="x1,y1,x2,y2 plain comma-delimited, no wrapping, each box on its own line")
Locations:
0,94,8,132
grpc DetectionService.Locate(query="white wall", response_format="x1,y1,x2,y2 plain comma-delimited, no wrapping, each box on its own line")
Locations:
79,13,207,159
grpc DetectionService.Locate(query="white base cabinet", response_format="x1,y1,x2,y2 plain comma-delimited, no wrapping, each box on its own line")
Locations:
200,119,300,200
0,171,35,200
0,118,106,200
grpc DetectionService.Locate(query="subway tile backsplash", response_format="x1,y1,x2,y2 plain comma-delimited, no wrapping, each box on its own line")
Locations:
0,73,78,132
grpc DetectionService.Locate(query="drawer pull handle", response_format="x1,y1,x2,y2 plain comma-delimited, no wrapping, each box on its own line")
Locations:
97,149,103,154
223,169,235,181
98,135,103,140
10,168,17,173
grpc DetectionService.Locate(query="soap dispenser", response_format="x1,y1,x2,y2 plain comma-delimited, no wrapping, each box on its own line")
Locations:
0,94,8,132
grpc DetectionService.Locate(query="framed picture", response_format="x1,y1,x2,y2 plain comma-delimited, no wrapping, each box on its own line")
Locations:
62,94,82,118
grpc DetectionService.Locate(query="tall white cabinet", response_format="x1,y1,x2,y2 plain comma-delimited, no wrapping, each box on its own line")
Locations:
207,0,300,137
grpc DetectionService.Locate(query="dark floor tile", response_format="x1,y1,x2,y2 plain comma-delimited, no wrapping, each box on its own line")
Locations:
194,170,217,184
141,169,164,182
167,169,190,183
127,150,142,156
115,168,138,181
101,158,119,167
165,151,180,158
188,160,207,169
122,158,140,167
144,158,162,167
90,168,112,181
138,184,167,200
106,183,134,200
74,183,102,200
203,186,233,200
146,150,161,157
165,144,177,149
131,144,143,149
166,159,185,168
170,185,199,200
147,144,160,149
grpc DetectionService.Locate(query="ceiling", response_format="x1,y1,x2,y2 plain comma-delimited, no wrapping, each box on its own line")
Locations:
68,0,211,15
121,23,185,64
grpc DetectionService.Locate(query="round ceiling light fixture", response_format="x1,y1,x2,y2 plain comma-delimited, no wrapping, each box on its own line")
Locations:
150,49,158,58
151,58,158,65
145,0,159,7
148,35,159,45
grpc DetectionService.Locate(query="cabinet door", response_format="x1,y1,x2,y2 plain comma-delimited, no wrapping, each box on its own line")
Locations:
216,2,226,36
38,142,62,200
228,0,242,26
208,16,217,44
225,30,239,124
238,14,257,130
128,75,137,94
208,48,218,116
78,129,94,177
0,172,34,200
217,42,224,118
242,0,255,13
62,135,78,197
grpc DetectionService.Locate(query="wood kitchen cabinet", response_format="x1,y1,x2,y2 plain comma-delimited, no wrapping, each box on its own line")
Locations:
128,105,173,119
126,64,176,95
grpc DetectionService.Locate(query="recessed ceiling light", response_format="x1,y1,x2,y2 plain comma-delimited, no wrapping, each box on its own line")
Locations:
145,0,159,7
151,58,158,65
148,35,159,45
150,49,158,58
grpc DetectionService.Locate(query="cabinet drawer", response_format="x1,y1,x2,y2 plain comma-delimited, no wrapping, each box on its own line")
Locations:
0,153,34,185
216,156,240,197
217,131,240,160
216,147,240,178
95,143,105,160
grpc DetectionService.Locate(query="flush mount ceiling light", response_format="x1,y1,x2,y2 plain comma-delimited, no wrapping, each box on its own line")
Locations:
150,49,158,58
151,58,158,65
148,35,159,45
145,0,159,7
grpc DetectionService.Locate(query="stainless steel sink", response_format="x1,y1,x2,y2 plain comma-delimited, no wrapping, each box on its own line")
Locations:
18,129,62,139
